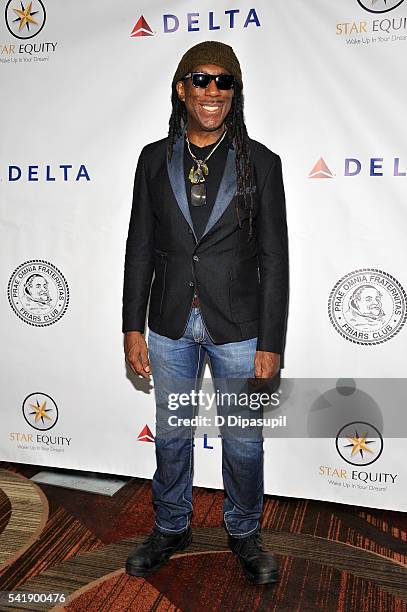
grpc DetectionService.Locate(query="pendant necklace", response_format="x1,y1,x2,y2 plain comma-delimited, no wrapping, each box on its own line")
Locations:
186,127,227,207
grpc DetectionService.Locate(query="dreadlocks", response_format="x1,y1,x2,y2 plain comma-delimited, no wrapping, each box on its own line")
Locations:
167,82,255,240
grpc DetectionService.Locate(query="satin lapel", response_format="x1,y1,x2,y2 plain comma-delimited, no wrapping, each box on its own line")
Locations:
201,147,236,240
166,135,196,238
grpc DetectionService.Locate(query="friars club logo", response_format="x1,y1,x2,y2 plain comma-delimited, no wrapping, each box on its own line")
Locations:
22,392,58,431
5,0,46,39
356,0,406,14
8,260,69,326
336,421,383,466
328,269,406,344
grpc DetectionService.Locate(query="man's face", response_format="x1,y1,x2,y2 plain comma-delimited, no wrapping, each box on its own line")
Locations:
176,63,234,132
27,275,49,302
357,288,382,316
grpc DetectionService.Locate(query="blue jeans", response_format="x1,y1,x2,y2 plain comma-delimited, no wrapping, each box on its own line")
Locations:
148,307,264,538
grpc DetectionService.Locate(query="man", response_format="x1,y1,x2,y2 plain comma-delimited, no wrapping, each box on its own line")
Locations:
346,285,385,328
122,41,288,585
22,274,52,310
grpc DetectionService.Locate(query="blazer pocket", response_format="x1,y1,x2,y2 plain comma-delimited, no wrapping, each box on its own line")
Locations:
154,248,168,257
229,259,260,323
236,203,251,221
150,251,168,317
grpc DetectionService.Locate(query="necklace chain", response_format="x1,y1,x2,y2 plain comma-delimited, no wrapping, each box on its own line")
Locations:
186,127,227,185
186,126,227,165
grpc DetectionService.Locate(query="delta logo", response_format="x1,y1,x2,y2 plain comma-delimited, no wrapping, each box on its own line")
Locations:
130,8,261,37
3,163,90,182
308,158,334,179
136,424,219,450
137,424,154,442
131,16,153,37
308,156,406,178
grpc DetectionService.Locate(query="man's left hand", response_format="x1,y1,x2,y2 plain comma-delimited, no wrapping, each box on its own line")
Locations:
254,351,280,379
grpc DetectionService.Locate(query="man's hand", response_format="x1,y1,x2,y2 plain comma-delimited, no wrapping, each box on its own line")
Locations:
254,351,280,379
124,331,151,380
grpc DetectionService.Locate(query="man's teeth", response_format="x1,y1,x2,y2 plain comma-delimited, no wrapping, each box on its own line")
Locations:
202,105,220,112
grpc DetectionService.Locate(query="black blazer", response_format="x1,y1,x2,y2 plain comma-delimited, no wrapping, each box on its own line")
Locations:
122,131,288,354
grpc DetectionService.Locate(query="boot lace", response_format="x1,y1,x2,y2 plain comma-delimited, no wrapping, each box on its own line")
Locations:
238,531,267,557
144,529,170,549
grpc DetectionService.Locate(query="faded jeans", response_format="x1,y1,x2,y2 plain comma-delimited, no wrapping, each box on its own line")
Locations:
148,307,264,538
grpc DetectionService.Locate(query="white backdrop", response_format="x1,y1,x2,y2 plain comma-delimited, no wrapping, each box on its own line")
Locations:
1,0,406,511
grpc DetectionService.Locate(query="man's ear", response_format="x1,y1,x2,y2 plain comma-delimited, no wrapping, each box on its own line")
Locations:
176,80,185,102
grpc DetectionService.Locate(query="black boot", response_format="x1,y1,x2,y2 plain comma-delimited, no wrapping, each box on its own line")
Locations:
228,529,278,585
126,526,192,577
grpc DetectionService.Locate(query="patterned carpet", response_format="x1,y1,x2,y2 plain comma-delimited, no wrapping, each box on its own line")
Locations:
0,462,406,611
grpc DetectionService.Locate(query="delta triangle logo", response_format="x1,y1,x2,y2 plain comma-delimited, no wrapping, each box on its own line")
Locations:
137,424,155,442
308,157,334,179
131,15,153,37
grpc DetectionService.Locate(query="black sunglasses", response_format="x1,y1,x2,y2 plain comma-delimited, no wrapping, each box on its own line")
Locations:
183,72,235,90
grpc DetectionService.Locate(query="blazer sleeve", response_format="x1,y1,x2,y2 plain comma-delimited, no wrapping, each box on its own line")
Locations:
256,155,289,353
122,148,155,333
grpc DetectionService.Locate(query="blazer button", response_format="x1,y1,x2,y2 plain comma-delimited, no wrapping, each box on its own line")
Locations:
193,255,199,262
189,281,194,287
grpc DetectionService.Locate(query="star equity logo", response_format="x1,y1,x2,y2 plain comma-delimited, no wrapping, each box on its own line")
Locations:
130,15,153,37
22,392,58,431
308,157,334,179
5,0,46,39
336,421,383,466
137,424,154,442
357,0,406,14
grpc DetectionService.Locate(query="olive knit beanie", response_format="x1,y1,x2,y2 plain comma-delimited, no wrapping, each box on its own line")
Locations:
172,40,243,88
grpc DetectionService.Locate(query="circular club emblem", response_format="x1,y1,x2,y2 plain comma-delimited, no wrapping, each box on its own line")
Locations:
328,269,406,345
336,421,383,466
8,260,69,327
22,392,58,431
356,0,405,13
5,0,46,40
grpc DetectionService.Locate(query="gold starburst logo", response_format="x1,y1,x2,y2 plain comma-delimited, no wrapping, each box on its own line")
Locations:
344,431,375,459
29,399,52,424
336,421,383,466
22,393,58,431
5,0,46,40
13,2,38,32
357,0,405,13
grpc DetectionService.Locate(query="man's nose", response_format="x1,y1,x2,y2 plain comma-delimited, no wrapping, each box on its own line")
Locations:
205,78,221,96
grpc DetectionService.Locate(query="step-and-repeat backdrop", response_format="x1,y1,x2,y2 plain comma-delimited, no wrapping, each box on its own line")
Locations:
1,0,406,511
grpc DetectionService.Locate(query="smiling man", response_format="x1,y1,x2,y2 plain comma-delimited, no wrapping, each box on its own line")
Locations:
122,41,289,585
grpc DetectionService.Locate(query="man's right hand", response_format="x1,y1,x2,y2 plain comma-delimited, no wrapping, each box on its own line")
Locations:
124,331,151,380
